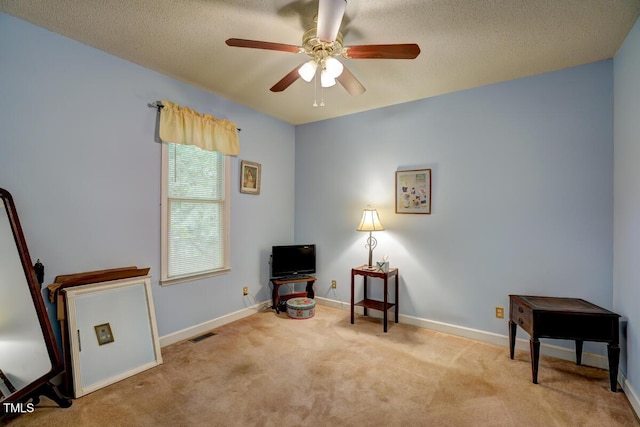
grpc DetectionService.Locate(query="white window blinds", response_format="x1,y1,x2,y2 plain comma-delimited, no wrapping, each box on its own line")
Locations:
161,143,230,284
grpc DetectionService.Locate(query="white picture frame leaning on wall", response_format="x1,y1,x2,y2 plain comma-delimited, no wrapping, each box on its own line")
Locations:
64,275,162,398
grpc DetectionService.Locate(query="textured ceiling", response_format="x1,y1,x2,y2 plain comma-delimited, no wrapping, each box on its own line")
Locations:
1,0,639,125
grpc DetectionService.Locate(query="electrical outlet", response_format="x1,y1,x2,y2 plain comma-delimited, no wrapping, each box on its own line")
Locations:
331,280,337,289
495,306,504,319
242,286,248,296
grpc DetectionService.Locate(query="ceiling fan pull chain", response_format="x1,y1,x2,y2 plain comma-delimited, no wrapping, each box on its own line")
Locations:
313,71,318,107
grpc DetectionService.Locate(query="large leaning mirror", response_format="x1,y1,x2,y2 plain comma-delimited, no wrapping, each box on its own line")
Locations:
0,188,70,419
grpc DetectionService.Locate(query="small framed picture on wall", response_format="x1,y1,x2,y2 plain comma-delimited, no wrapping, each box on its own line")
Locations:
240,160,261,195
396,168,431,214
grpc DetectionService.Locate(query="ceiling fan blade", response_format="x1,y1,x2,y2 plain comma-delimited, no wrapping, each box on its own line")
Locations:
336,65,366,96
225,38,300,54
344,44,421,59
270,65,303,92
316,0,346,42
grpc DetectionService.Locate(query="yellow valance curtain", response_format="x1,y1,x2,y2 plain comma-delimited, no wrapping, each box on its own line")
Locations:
158,100,240,155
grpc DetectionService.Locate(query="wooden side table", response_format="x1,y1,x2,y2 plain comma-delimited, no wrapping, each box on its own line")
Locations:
508,294,620,392
351,266,399,332
270,276,316,313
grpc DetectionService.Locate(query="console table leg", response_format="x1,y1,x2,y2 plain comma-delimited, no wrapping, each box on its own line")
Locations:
575,340,584,365
608,344,620,392
394,273,399,324
530,338,540,384
508,320,516,359
383,276,388,333
350,271,355,325
363,277,368,318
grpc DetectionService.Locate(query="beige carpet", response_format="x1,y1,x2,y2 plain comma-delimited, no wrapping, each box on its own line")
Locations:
6,304,639,426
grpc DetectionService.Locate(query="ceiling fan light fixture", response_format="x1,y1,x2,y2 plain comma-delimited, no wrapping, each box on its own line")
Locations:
298,60,318,82
324,57,344,78
320,69,337,87
227,0,419,98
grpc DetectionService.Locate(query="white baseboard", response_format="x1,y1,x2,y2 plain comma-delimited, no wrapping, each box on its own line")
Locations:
158,300,270,347
619,373,640,419
159,296,639,420
314,296,349,311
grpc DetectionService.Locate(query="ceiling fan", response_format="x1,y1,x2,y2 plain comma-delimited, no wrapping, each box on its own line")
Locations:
225,0,420,97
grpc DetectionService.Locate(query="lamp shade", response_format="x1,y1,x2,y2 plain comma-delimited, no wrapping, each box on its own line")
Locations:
320,69,337,87
324,57,344,78
357,208,385,232
298,60,318,82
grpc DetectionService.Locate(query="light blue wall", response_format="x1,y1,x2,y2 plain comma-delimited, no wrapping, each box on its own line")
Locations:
295,61,614,352
0,13,295,337
614,17,640,399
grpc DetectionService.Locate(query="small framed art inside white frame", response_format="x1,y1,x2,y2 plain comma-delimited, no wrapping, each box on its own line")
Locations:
396,169,432,214
240,160,261,195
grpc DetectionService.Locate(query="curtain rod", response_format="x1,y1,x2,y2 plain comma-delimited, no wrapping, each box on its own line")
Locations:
147,102,241,132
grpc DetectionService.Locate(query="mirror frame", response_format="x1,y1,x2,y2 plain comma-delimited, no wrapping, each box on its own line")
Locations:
0,188,70,415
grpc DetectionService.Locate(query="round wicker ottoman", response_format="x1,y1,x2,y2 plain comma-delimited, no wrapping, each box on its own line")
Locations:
286,297,316,319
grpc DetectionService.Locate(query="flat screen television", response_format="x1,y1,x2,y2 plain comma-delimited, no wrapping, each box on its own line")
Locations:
271,244,316,279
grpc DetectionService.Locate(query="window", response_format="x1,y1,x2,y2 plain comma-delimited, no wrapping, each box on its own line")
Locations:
161,143,230,285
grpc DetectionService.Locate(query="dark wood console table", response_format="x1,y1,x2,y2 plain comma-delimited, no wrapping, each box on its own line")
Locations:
271,276,316,313
508,295,620,392
351,266,399,333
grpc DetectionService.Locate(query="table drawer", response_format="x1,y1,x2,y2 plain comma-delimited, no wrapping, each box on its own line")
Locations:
510,299,533,334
